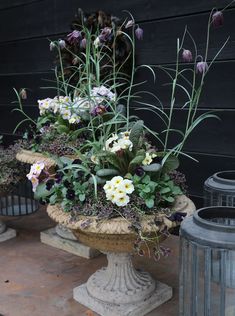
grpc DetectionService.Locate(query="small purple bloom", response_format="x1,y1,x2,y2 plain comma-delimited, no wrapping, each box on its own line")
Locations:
135,166,145,177
67,30,82,45
99,27,112,42
125,20,134,29
91,105,107,116
58,39,66,49
212,11,224,28
168,212,187,222
135,26,143,40
182,49,193,62
49,41,56,51
196,61,208,74
81,37,86,49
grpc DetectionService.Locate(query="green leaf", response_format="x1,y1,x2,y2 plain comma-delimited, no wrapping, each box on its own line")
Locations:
163,196,175,203
142,163,162,173
162,155,179,173
79,194,86,202
49,195,57,204
96,169,119,177
145,198,154,208
160,187,171,194
129,120,144,149
34,183,51,200
56,125,70,134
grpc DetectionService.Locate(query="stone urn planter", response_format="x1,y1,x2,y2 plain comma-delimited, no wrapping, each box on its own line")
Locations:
16,149,99,258
47,194,195,316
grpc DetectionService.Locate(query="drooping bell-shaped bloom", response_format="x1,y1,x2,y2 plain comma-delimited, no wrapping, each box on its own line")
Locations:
72,57,79,65
135,26,143,40
212,11,224,28
58,39,66,49
182,49,193,62
19,88,27,100
125,20,134,29
196,61,208,74
91,105,107,116
99,27,112,42
67,30,82,44
81,37,86,49
49,41,56,51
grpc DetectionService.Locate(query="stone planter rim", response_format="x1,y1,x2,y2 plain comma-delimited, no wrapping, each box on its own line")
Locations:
47,195,195,235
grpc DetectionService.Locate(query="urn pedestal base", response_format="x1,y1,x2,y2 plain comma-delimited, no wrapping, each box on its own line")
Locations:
73,252,173,316
0,220,16,242
40,227,100,259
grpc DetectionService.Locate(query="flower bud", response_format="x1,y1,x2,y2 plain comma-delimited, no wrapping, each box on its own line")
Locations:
72,57,79,65
58,39,66,49
212,11,224,28
125,20,134,29
19,88,27,100
67,30,82,45
81,38,86,49
196,61,208,74
182,49,193,62
135,26,143,40
49,41,56,51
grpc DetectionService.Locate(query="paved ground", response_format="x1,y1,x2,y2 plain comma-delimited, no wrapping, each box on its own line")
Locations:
0,208,179,316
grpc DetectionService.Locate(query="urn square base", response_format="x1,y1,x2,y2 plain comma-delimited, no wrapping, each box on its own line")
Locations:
0,228,17,242
40,228,100,259
73,281,173,316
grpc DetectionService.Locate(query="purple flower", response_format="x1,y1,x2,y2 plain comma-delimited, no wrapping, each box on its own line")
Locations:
81,38,86,49
91,105,107,116
196,61,208,74
135,26,143,40
49,41,56,51
135,167,145,177
58,40,66,49
212,11,224,28
125,20,134,29
19,88,27,100
67,30,82,45
182,49,193,62
99,27,112,42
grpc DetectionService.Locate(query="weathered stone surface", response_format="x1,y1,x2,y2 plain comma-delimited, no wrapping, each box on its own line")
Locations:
40,227,100,259
73,252,173,316
0,228,17,242
55,224,77,240
74,281,172,316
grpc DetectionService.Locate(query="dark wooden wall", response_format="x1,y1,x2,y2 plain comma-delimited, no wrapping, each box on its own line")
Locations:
0,0,235,205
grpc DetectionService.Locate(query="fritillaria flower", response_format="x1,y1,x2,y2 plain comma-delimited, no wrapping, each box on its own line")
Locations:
49,41,56,51
91,105,107,116
212,11,224,28
182,49,193,62
72,57,79,65
58,39,66,49
196,61,208,74
99,27,112,42
125,20,134,29
81,38,86,49
67,30,82,44
19,88,27,100
135,26,144,40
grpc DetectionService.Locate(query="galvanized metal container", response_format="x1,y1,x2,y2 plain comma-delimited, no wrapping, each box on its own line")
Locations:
0,180,38,216
204,171,235,207
180,207,235,316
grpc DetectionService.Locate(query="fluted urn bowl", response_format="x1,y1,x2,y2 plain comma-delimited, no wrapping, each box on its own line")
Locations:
47,195,195,316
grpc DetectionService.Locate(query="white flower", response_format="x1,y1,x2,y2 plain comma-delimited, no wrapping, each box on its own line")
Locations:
94,37,100,48
106,191,116,202
142,152,153,166
31,162,45,176
61,109,71,120
120,131,130,140
69,114,81,124
113,193,130,207
111,176,123,187
91,85,116,102
31,176,39,192
118,138,133,151
38,98,53,115
103,181,114,192
91,155,99,165
121,179,134,194
105,134,118,151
